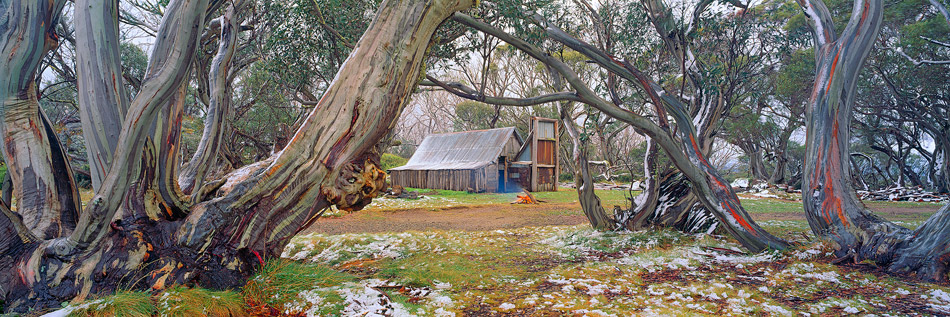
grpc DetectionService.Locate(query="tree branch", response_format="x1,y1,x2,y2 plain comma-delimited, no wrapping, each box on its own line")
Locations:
422,76,584,106
0,199,38,244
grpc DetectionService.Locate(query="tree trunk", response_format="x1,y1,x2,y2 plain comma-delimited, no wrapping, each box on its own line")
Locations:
75,0,130,191
767,127,794,185
561,104,615,230
179,0,244,197
1,0,473,312
0,0,81,240
617,137,660,230
935,141,950,193
801,0,950,281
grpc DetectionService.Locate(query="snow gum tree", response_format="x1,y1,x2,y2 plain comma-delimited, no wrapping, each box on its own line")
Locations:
800,0,950,281
0,0,474,312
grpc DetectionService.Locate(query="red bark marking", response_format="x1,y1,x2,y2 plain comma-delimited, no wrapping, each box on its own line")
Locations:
836,201,849,226
17,268,27,285
722,201,757,234
858,1,870,31
266,163,283,177
29,119,42,140
826,51,840,92
689,134,710,166
812,145,824,186
252,250,264,265
712,175,728,190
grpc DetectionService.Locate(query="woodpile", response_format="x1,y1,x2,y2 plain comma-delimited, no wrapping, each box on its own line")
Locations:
857,186,950,202
385,185,420,199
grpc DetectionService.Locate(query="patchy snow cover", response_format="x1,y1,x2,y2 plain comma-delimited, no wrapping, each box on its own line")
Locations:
337,285,410,316
926,289,950,314
730,178,750,188
363,196,460,211
271,224,950,316
751,189,779,198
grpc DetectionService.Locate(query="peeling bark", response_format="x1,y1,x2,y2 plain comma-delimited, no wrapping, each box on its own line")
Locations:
0,0,80,241
801,0,950,281
0,0,473,312
179,0,244,197
75,0,130,191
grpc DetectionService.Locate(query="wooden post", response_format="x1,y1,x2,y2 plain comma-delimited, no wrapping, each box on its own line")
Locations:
554,118,559,191
531,117,539,192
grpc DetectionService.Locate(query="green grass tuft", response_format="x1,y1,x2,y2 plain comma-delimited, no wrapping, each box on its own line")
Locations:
243,259,354,313
68,290,154,317
157,286,246,317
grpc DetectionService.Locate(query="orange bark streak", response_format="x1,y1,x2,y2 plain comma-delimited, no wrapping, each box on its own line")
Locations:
266,163,283,177
722,201,756,234
826,51,840,92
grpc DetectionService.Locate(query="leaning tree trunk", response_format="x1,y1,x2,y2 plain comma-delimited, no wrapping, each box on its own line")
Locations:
619,0,730,234
801,0,950,281
0,0,474,312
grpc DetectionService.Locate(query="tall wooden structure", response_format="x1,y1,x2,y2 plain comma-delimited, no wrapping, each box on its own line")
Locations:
510,117,559,192
389,117,559,192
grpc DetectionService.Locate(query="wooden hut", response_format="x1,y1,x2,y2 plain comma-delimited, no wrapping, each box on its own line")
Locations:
389,117,559,193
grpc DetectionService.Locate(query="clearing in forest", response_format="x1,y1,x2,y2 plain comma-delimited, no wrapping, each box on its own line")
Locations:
65,189,948,316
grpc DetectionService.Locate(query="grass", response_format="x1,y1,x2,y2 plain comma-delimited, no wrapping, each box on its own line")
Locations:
156,287,245,317
739,197,803,214
272,226,950,315
67,291,155,317
332,188,635,216
243,260,352,315
62,187,949,315
67,287,244,317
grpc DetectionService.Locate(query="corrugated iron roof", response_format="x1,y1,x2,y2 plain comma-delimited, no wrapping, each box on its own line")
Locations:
390,127,521,171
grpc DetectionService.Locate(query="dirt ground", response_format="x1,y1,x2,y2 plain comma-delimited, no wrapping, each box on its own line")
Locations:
750,203,942,222
305,203,589,235
303,200,943,235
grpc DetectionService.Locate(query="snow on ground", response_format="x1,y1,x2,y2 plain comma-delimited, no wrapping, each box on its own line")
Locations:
364,196,460,211
63,224,950,315
273,225,950,315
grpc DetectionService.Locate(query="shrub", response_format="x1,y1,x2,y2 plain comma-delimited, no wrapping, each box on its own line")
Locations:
381,153,408,170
